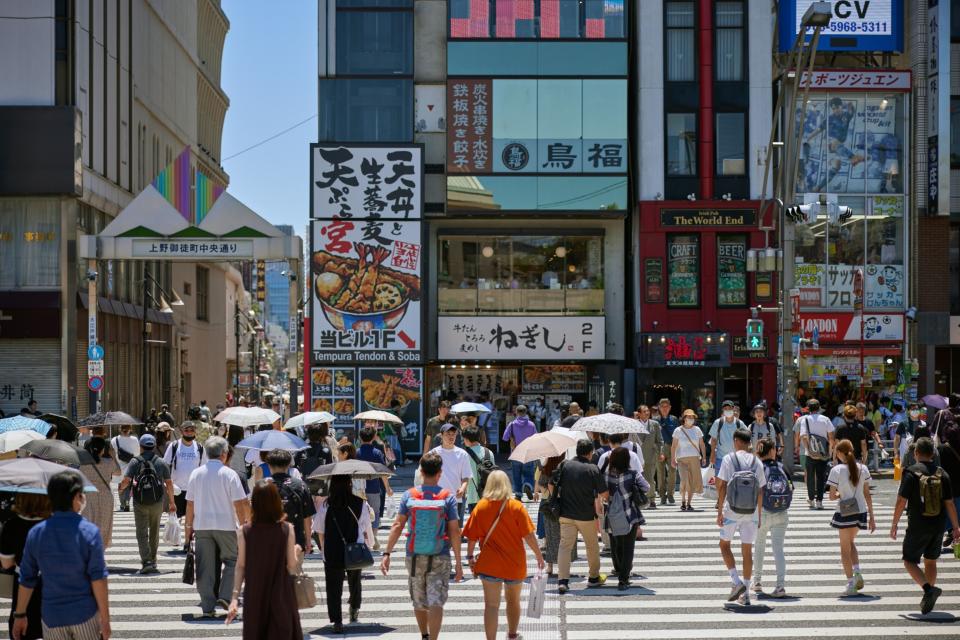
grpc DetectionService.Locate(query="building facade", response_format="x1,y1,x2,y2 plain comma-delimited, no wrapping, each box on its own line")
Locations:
0,0,231,420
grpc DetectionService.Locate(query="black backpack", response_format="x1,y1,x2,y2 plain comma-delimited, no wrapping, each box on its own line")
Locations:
464,446,498,496
132,456,164,505
298,443,333,496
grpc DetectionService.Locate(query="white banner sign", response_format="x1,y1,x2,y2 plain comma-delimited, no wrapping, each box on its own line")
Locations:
799,69,910,90
312,145,422,220
132,239,253,258
439,316,605,360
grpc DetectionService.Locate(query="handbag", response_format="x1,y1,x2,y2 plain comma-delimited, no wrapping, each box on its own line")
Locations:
837,496,861,517
292,559,317,609
181,541,195,585
475,499,507,564
332,503,374,571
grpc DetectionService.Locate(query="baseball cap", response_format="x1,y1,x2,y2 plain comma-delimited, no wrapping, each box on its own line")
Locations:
752,404,766,413
139,434,156,448
721,400,735,409
440,422,459,432
180,421,197,431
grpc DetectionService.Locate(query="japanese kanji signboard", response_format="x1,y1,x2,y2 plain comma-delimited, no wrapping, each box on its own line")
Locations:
438,317,605,360
642,333,731,368
447,79,492,174
795,262,904,310
133,239,254,259
312,144,423,220
798,69,911,91
311,221,422,364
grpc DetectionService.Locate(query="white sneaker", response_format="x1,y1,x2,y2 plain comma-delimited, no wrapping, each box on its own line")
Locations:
807,499,815,509
815,500,824,510
842,583,858,597
752,580,763,594
727,582,746,602
853,571,864,591
737,591,751,606
771,585,787,598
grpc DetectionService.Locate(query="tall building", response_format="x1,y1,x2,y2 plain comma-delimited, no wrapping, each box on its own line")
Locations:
0,0,231,419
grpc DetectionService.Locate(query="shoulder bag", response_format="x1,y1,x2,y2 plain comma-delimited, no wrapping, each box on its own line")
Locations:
332,503,374,570
680,427,702,461
475,499,508,564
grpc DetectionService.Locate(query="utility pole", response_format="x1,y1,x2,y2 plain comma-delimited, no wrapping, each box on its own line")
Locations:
234,298,240,402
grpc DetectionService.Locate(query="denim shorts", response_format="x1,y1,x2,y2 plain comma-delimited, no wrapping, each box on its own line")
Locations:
478,573,523,585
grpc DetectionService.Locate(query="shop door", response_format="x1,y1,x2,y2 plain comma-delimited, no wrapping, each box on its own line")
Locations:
649,384,683,417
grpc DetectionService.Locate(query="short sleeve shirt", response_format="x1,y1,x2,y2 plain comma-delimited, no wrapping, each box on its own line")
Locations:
398,485,460,557
898,461,953,532
462,498,534,582
827,463,872,513
185,461,247,531
124,451,172,483
357,444,387,494
709,419,743,459
674,426,704,459
835,423,869,461
798,414,835,440
717,451,766,520
269,473,317,548
596,448,643,475
428,446,473,495
552,457,606,521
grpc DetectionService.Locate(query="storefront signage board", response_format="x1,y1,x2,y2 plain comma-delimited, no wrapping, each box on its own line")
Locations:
642,333,731,368
798,312,904,342
795,263,904,310
359,367,423,455
522,365,587,393
779,0,903,52
732,336,769,359
660,209,756,227
797,69,911,91
310,367,357,436
438,316,604,360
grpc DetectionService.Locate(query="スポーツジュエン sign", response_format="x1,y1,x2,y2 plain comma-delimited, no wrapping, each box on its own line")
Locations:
312,145,423,220
311,221,422,364
438,316,604,360
779,0,903,52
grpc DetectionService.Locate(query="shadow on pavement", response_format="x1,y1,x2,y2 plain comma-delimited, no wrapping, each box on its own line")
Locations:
899,613,959,624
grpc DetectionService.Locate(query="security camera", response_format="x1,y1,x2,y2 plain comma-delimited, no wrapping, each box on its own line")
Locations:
86,269,98,281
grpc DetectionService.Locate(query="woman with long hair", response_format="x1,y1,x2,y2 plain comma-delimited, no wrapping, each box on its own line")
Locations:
603,447,649,590
535,454,573,575
752,438,791,598
317,475,370,633
81,435,115,548
0,494,51,639
225,481,301,638
463,470,544,640
827,438,875,596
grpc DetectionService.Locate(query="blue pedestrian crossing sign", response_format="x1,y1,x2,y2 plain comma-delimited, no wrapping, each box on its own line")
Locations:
87,345,104,361
746,319,764,351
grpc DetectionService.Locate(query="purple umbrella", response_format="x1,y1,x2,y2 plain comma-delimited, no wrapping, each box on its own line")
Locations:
921,394,948,411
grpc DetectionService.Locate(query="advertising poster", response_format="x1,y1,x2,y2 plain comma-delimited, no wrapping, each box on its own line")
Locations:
644,258,663,303
310,367,357,437
311,221,422,364
522,365,587,393
359,367,423,455
667,235,699,307
312,145,422,220
717,237,747,306
442,368,519,397
438,316,605,360
864,263,904,308
796,95,901,194
797,262,903,310
447,79,493,173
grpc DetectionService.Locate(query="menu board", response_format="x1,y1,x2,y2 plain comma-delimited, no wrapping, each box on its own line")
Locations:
359,367,423,454
717,236,747,307
644,258,663,303
522,365,587,393
311,367,357,437
667,234,699,307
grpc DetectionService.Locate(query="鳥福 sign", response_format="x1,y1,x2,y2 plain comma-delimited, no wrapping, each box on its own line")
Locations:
312,144,423,220
311,221,422,364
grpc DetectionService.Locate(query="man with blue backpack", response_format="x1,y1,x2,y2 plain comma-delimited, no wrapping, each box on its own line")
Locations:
752,437,793,598
380,452,463,640
716,429,766,606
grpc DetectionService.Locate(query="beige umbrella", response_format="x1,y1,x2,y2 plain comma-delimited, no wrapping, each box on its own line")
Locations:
508,431,580,463
352,410,403,424
0,430,45,456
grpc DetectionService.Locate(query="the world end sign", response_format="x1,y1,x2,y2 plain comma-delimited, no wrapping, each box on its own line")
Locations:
660,209,756,227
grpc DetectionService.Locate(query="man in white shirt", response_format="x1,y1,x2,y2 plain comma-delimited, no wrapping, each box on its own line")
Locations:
429,423,473,524
162,421,206,518
184,436,248,617
796,398,836,510
709,401,747,474
596,433,644,474
716,429,766,607
111,425,140,511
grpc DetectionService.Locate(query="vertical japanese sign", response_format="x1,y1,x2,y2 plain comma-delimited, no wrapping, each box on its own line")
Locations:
667,235,699,307
928,0,950,214
447,79,492,173
256,260,266,301
310,367,356,437
359,367,423,454
717,236,747,307
311,144,424,365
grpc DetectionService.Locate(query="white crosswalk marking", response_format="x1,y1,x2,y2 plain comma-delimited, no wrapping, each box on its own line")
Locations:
1,485,955,638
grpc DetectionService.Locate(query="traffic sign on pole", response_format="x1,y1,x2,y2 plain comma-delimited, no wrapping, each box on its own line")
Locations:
746,319,764,351
87,376,104,392
87,360,104,377
88,344,104,360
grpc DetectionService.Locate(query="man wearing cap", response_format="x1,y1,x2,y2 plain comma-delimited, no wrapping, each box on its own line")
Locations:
119,434,175,574
428,422,473,524
709,401,747,476
162,421,207,519
796,398,835,510
655,398,678,505
749,405,782,455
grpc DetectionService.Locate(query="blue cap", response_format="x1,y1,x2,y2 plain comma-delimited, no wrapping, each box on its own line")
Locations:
139,434,156,448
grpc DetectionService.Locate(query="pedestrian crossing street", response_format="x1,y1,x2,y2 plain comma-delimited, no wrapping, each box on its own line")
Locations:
2,481,957,639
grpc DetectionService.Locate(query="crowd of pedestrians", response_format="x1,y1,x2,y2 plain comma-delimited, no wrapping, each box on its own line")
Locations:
3,393,960,640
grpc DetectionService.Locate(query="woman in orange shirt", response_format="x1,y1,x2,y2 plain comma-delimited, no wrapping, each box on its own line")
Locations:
463,470,544,640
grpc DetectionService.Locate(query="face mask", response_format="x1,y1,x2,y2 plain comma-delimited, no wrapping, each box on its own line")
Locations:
182,434,196,442
909,410,920,419
723,410,733,419
684,418,695,426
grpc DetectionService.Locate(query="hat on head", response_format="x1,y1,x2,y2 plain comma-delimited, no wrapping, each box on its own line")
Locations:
752,404,766,413
139,434,156,448
155,421,172,431
180,421,197,431
721,400,735,409
440,422,459,433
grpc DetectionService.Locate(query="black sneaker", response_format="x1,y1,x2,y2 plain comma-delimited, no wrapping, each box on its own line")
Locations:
558,581,569,595
349,607,360,623
667,496,675,505
920,586,942,615
332,621,344,633
617,581,631,591
587,574,607,587
660,497,667,505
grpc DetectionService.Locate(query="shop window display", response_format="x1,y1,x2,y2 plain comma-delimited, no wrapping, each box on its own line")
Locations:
438,234,603,315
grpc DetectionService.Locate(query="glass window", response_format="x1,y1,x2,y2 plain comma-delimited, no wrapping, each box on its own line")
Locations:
196,266,209,321
951,98,960,166
438,234,604,315
446,176,626,211
716,113,745,175
494,0,537,38
795,92,904,195
950,224,960,316
448,41,628,76
583,80,627,139
537,41,628,75
338,0,411,6
667,113,697,176
538,80,582,139
667,234,699,308
319,79,412,142
450,0,625,40
450,0,491,37
492,79,537,139
666,2,695,81
0,199,59,289
715,1,743,81
335,11,413,75
717,235,747,307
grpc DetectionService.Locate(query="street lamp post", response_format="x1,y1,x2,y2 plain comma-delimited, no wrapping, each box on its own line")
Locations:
141,270,183,423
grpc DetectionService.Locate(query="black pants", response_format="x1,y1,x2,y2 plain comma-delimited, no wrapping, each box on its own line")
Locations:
609,525,637,585
324,564,362,624
805,458,829,501
174,493,188,519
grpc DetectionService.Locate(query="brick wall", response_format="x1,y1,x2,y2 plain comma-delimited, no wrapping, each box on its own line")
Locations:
917,216,952,313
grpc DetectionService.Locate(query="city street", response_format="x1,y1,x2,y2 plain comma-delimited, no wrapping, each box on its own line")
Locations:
4,475,953,639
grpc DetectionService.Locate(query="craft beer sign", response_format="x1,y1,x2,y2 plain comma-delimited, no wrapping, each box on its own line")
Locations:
779,1,903,52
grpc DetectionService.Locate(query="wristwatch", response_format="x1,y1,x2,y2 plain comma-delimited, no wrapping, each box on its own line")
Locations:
12,612,26,620
382,551,391,556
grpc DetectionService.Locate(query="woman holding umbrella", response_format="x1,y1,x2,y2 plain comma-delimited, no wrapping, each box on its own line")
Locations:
0,494,51,640
82,436,116,549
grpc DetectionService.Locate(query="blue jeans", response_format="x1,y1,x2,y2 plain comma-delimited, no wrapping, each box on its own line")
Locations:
511,461,535,498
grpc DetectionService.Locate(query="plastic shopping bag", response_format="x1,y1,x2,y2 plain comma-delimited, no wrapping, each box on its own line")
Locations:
163,512,182,546
701,466,717,500
526,571,547,619
383,495,398,521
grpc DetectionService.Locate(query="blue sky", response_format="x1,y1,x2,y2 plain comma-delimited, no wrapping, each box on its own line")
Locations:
220,0,317,235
